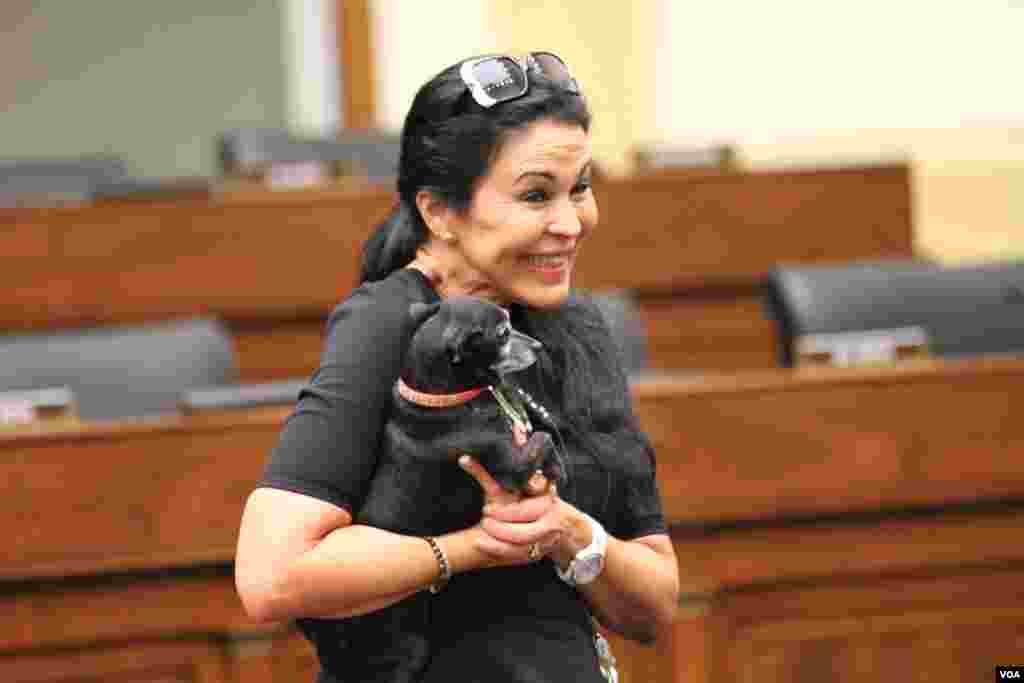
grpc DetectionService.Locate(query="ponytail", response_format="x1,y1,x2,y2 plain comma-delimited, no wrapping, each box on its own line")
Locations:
360,202,427,283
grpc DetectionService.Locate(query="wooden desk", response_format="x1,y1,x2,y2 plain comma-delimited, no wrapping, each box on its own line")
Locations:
1,164,912,378
9,355,1016,682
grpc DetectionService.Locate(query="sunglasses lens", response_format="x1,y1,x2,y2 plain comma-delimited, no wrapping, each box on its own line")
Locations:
470,57,527,102
531,52,579,93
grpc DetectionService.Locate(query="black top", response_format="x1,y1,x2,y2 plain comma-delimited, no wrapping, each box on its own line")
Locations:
260,268,667,683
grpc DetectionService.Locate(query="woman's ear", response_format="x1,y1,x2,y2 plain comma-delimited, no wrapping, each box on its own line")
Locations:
415,190,458,243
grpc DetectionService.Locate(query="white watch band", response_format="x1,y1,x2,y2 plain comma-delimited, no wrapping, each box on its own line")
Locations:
556,513,608,586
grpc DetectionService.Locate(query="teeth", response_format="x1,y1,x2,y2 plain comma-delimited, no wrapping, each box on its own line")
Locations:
525,254,567,267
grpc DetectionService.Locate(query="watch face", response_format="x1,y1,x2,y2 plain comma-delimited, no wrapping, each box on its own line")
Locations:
573,554,605,584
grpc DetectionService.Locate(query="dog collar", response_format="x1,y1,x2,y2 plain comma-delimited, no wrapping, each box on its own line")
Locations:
397,378,484,408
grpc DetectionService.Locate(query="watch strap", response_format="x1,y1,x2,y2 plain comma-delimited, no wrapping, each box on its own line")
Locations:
556,513,607,586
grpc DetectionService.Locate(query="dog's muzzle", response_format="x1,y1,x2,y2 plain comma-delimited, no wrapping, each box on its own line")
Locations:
489,330,542,376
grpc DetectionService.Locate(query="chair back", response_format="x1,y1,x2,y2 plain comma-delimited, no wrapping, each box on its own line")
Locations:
0,318,238,421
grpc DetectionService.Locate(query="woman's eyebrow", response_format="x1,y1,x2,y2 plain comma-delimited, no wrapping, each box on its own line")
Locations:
514,161,593,185
515,170,557,184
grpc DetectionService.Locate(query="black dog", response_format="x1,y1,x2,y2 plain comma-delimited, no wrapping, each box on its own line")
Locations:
359,294,566,535
347,296,566,682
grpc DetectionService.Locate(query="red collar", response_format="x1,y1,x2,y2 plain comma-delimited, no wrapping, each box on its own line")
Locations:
397,378,485,408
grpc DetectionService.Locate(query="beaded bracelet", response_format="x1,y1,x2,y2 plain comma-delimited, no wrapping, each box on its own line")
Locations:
424,536,451,594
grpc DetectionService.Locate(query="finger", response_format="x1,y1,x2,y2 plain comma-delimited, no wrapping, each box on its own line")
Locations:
526,471,551,497
479,516,551,546
472,529,533,564
458,455,509,501
483,494,556,523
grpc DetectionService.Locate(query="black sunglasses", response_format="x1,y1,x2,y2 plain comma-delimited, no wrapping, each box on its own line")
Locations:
458,52,581,108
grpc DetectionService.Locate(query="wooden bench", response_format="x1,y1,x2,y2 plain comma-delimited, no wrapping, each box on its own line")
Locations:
1,164,913,380
4,356,1024,681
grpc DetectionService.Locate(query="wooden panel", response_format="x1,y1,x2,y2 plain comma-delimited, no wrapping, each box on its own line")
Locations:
4,357,1024,580
672,505,1024,595
227,629,317,683
638,287,777,372
614,507,1024,683
1,191,393,329
635,356,1024,524
574,164,913,291
0,165,911,331
0,165,911,375
0,639,228,683
337,0,376,130
228,318,325,382
0,408,286,580
228,289,779,383
716,565,1024,683
0,570,250,651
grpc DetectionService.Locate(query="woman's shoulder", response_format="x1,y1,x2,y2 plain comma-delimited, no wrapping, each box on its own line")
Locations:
328,268,438,329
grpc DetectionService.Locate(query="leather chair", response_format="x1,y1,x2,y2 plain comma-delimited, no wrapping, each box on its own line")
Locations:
764,259,1024,367
0,318,238,421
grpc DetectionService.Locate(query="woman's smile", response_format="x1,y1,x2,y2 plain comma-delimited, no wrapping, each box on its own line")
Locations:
521,251,574,284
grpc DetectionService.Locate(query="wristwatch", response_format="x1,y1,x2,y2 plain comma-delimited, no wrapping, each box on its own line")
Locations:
556,513,608,586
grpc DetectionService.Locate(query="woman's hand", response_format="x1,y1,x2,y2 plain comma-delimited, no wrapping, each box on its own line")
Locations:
458,455,569,567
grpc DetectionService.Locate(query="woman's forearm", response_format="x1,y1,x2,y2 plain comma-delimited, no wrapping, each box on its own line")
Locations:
545,506,679,642
575,534,680,642
255,524,484,622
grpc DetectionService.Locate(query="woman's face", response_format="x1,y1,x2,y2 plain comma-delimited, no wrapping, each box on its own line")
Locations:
440,118,598,309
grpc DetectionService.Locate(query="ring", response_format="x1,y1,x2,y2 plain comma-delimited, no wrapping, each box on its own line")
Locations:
528,542,542,561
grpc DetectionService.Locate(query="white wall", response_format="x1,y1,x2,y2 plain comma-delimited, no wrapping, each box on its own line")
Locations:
652,0,1024,145
370,0,497,132
651,0,1024,262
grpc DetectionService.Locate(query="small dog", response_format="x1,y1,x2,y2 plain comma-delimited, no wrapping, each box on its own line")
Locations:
348,296,566,682
358,294,566,535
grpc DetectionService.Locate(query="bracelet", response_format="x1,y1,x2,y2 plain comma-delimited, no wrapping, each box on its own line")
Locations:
423,536,451,594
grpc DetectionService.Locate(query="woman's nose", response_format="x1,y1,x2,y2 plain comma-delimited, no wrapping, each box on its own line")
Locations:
546,199,584,238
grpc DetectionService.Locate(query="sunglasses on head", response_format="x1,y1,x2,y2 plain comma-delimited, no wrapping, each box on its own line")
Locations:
458,52,581,109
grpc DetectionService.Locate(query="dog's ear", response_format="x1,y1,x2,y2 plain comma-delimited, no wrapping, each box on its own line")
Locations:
441,324,470,365
408,302,440,328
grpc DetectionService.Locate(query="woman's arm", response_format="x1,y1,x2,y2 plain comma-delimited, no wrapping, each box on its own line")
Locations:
548,514,679,642
461,458,680,642
235,486,547,623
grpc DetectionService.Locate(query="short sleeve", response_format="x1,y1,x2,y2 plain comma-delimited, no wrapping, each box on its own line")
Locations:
607,436,667,540
259,273,434,514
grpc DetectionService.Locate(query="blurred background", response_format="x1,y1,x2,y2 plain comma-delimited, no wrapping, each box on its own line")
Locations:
2,0,1021,260
3,2,1024,682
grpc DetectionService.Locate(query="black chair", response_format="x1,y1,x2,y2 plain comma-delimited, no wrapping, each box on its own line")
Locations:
181,378,307,414
0,319,238,421
217,128,401,183
0,156,128,206
765,259,1024,367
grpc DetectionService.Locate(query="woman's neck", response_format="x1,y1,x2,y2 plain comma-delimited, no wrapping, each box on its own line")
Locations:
408,241,507,304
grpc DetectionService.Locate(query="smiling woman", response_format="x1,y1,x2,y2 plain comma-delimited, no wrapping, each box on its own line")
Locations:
235,52,679,683
412,119,597,309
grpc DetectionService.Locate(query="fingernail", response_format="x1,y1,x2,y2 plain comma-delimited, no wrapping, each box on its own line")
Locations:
458,456,469,467
482,505,493,515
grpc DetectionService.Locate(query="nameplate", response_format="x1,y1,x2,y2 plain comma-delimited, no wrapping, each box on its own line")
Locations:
0,386,76,429
795,326,930,368
0,399,36,427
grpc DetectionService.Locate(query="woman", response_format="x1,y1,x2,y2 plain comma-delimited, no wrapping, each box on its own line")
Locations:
235,52,680,682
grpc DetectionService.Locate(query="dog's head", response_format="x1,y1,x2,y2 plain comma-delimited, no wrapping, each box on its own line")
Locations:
402,296,542,392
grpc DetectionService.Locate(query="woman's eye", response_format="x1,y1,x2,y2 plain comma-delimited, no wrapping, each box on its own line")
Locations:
521,189,550,203
571,179,592,196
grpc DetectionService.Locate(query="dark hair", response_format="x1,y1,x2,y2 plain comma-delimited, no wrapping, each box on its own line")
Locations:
360,56,645,500
360,57,592,283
